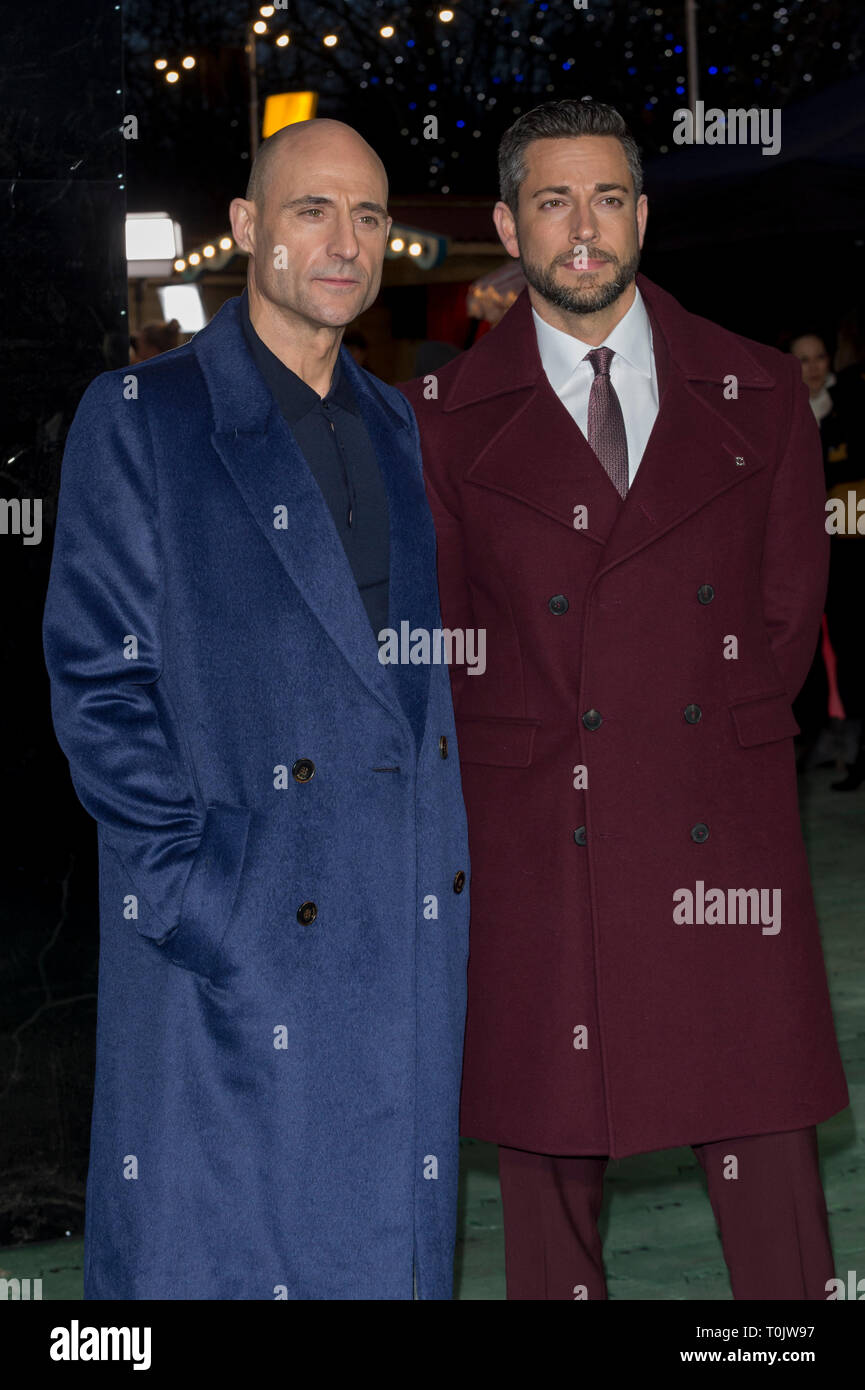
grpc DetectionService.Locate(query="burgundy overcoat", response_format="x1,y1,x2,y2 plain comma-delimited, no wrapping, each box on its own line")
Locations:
399,274,849,1159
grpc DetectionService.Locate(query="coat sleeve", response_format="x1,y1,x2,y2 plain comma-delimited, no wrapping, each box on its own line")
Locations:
398,383,477,713
42,373,250,976
760,358,831,706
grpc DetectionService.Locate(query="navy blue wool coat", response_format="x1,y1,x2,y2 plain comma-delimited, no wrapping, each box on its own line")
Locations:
43,296,471,1300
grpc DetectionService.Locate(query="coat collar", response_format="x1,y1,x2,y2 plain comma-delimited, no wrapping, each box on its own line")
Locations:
189,295,435,747
236,286,361,423
443,272,774,411
531,282,655,392
442,273,774,570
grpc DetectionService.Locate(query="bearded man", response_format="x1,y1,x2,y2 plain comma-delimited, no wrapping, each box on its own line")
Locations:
400,99,848,1300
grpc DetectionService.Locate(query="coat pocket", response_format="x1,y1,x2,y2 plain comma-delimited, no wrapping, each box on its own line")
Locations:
456,716,541,767
729,693,801,748
165,803,253,977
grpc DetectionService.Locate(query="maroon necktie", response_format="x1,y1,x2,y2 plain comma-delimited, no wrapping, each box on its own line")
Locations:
586,346,629,499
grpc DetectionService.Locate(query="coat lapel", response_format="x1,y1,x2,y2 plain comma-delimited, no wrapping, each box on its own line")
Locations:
190,296,435,746
447,291,620,545
342,349,438,747
441,276,776,564
462,373,623,546
596,276,774,574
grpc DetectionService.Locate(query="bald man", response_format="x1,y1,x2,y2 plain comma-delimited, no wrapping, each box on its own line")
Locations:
43,120,471,1300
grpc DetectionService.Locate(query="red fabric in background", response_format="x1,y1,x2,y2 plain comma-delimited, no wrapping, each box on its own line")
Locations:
426,281,473,347
822,612,845,719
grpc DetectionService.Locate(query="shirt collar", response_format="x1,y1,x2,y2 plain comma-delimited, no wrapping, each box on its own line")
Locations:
238,286,360,421
532,284,654,392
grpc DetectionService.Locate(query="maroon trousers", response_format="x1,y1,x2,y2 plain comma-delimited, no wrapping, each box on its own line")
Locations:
498,1128,835,1300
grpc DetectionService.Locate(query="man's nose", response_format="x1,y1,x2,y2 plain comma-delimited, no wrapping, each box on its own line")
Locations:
568,207,599,243
328,213,361,261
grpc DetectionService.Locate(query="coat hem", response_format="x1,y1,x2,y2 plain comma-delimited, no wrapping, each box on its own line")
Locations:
460,1090,850,1160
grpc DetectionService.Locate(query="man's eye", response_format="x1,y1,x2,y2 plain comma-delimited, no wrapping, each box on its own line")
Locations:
358,215,379,225
540,199,565,209
301,208,323,217
599,197,623,207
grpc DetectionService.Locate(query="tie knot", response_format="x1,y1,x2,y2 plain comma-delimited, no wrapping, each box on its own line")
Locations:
586,346,614,377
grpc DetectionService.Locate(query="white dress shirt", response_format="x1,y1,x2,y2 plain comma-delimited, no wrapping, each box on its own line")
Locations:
532,285,659,485
808,371,836,424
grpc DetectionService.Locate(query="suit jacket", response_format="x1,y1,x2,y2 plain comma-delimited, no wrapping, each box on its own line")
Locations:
399,274,848,1158
43,295,471,1298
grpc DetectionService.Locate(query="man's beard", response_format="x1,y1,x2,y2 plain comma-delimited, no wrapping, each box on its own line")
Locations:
519,243,641,316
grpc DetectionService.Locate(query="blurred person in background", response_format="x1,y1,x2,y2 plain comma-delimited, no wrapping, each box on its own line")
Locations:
129,318,181,364
791,328,865,789
790,332,834,772
791,332,835,423
819,330,865,790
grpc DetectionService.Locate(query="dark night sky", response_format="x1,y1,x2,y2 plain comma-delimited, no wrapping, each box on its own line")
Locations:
123,0,865,243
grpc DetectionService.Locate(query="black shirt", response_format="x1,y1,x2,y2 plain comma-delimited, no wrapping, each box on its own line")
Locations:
238,290,390,638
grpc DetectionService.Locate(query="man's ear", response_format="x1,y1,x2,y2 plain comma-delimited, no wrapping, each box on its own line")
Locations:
492,200,520,260
230,197,256,256
636,193,648,250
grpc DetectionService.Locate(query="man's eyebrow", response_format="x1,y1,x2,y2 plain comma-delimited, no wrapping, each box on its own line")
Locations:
281,194,388,215
530,182,630,198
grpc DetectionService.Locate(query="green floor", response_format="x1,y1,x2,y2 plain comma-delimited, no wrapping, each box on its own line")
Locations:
3,764,862,1300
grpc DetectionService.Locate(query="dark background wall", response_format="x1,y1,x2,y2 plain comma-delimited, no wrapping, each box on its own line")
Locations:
0,0,127,1242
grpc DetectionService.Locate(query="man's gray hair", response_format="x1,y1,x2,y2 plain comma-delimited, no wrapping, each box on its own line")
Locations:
498,100,644,214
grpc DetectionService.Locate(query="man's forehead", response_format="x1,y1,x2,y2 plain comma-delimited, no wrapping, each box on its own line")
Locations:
525,134,627,166
268,159,387,199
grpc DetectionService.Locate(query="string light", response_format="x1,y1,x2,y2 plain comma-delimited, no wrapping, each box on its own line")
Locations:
155,54,195,82
174,235,236,276
276,33,290,47
380,25,395,39
323,33,338,47
390,237,405,252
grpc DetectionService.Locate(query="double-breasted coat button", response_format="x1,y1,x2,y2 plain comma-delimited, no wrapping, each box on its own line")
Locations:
690,823,710,843
573,826,587,846
582,709,602,731
697,584,715,604
292,758,315,782
439,735,448,758
297,901,318,924
684,704,702,724
453,870,466,893
549,594,569,615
